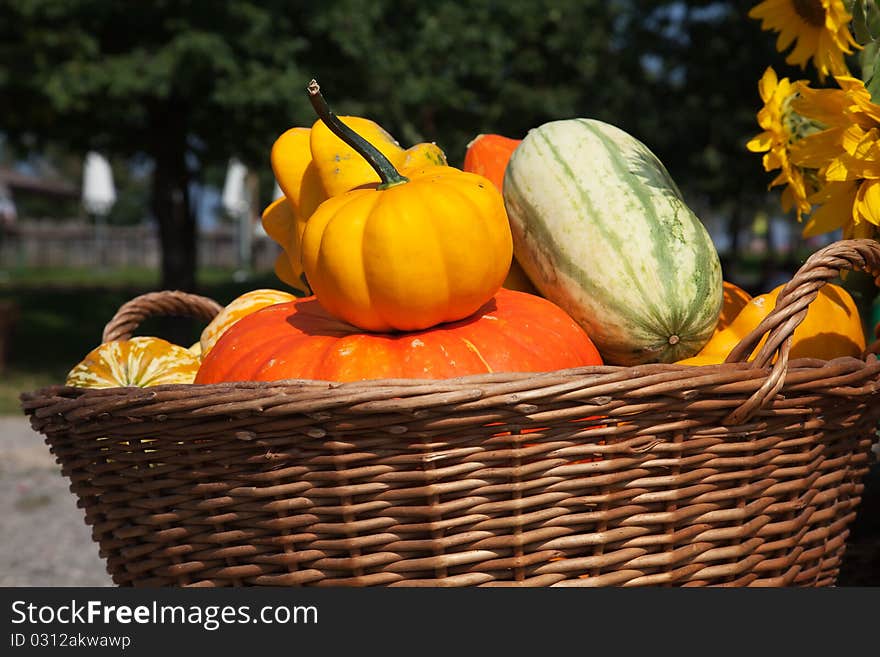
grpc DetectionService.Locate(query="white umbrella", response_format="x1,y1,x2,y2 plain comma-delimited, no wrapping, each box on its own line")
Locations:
82,152,116,216
222,158,253,277
222,158,249,217
82,152,116,268
0,182,16,226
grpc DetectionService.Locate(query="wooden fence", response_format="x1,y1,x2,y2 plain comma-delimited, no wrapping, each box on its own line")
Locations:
0,219,281,271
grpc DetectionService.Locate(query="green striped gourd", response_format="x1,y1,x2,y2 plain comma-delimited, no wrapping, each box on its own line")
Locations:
502,118,722,366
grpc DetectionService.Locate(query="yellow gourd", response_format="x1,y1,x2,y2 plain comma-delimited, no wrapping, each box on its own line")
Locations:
678,282,865,366
270,126,327,220
300,80,512,332
309,115,446,197
261,197,311,296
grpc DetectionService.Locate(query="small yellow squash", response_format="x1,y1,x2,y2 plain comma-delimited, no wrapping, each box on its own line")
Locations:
66,337,200,388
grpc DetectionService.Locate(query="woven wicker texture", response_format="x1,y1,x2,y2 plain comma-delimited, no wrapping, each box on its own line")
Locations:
21,239,880,587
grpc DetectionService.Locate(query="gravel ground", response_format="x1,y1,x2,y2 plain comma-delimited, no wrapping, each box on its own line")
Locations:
1,414,877,587
0,416,112,587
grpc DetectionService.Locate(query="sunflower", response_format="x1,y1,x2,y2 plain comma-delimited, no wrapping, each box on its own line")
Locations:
789,78,880,238
786,83,852,170
789,77,880,179
747,67,816,218
820,126,880,237
749,0,859,82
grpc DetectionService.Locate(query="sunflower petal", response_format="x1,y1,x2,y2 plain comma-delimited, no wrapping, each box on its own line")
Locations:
855,180,880,225
802,181,857,237
747,132,774,152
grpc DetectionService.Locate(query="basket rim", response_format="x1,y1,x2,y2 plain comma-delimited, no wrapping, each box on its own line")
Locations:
22,352,880,390
21,354,880,431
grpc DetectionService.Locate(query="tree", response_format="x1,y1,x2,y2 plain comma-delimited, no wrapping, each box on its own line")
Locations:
0,0,312,291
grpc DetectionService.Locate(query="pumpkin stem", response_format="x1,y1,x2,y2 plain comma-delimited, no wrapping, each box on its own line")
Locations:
307,79,409,190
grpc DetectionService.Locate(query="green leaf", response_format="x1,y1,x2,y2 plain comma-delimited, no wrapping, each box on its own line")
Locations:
860,39,880,83
854,0,873,44
862,0,880,41
864,44,880,103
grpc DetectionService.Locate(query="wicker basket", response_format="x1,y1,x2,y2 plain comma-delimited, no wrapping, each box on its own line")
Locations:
21,239,880,587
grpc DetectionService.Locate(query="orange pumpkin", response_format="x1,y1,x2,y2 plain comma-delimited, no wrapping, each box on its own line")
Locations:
463,133,538,296
200,288,297,357
66,337,200,388
463,134,522,191
195,288,603,384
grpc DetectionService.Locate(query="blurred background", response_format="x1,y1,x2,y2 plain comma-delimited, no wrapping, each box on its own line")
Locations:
0,1,876,585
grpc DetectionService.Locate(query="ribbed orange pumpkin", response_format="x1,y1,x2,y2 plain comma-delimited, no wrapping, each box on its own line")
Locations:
463,133,521,190
195,288,602,383
300,82,512,333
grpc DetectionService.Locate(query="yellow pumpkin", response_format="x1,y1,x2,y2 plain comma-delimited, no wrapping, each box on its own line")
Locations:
266,117,448,295
678,282,865,366
300,80,512,333
716,281,752,334
66,337,200,388
200,288,297,356
302,166,512,332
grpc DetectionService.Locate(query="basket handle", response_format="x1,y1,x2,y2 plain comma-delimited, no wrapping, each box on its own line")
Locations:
101,290,224,343
723,238,880,425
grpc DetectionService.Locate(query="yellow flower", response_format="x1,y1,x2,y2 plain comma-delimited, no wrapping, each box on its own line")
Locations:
783,75,880,240
749,0,859,82
786,79,866,168
747,67,815,218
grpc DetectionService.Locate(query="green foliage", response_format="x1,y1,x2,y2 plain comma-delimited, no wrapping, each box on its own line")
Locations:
0,0,310,166
300,0,632,163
